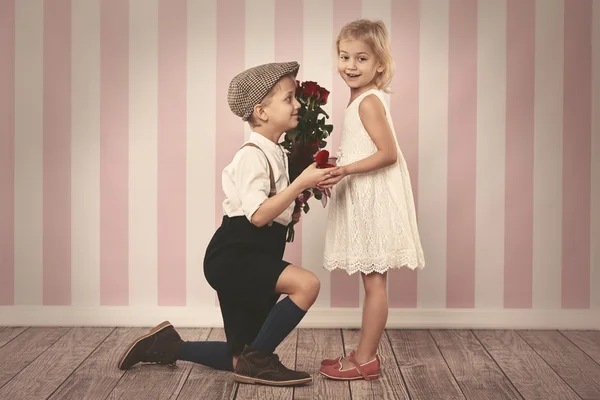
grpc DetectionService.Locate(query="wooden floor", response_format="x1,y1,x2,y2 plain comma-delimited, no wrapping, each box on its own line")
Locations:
1,327,600,400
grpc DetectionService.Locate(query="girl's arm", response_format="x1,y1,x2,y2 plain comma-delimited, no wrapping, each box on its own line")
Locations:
344,94,398,175
319,95,396,188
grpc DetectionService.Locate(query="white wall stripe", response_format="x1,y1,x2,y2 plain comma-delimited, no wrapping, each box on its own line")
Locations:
475,0,507,309
129,0,158,306
417,0,449,308
244,0,275,141
186,0,217,307
13,0,43,305
71,0,100,307
532,0,564,309
361,0,392,108
591,0,600,310
359,0,392,308
302,0,333,307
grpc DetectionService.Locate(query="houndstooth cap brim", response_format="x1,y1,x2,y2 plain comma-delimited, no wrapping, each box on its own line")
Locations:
228,61,300,121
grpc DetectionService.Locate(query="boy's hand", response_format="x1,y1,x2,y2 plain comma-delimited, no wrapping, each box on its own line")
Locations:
317,166,348,189
297,162,339,189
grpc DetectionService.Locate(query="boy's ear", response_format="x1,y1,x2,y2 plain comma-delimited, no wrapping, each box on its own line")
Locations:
253,103,269,123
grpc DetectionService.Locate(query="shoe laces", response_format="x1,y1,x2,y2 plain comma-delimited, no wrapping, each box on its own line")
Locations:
145,333,179,368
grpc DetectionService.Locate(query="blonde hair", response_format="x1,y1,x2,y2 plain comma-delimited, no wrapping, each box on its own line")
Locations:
336,19,395,93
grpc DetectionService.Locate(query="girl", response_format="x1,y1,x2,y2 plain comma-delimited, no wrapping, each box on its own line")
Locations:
318,20,425,381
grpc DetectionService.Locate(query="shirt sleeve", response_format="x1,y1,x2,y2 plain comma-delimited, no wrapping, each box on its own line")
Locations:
234,148,271,222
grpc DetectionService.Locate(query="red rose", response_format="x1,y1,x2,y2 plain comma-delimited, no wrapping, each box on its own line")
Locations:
315,149,329,166
318,87,330,104
302,81,319,98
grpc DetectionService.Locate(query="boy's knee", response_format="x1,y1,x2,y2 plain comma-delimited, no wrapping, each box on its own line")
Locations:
301,273,320,299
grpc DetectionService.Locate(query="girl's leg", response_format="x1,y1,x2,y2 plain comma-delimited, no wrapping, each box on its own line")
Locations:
340,272,388,368
355,271,388,363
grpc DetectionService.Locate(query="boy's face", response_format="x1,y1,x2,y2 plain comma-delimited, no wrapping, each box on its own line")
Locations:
338,39,383,90
262,76,301,131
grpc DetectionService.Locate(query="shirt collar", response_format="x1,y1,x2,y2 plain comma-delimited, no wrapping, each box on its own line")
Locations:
249,132,283,154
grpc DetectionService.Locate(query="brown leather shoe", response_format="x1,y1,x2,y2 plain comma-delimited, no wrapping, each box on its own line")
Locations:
117,321,183,370
233,345,312,386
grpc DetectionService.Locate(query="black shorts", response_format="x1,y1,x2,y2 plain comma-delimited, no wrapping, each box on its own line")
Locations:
204,216,290,355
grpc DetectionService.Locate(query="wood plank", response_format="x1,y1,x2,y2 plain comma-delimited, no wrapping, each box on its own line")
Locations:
561,331,600,365
0,327,70,389
430,330,522,400
235,329,296,400
47,328,160,400
341,329,410,400
177,328,238,400
0,326,28,348
387,330,465,400
519,330,600,400
474,330,580,400
106,327,208,400
0,327,113,400
294,329,350,400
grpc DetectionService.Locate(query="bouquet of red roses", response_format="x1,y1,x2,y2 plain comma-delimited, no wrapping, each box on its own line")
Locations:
281,80,335,242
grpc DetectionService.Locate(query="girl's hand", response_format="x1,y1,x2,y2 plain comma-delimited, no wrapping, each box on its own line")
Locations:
317,166,348,189
297,162,339,189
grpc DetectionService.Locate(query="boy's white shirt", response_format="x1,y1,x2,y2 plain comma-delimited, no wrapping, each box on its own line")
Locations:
222,131,294,226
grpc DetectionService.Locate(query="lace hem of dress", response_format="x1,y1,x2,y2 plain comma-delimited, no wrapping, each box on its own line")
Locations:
323,250,425,275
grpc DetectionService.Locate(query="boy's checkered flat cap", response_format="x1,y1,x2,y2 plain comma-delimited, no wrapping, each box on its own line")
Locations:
228,61,300,121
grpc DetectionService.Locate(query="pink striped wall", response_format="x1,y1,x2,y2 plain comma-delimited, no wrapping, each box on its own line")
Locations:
0,0,597,313
562,0,592,309
389,0,420,308
504,0,535,308
43,0,71,305
157,0,187,306
100,0,129,306
446,0,477,308
0,0,15,306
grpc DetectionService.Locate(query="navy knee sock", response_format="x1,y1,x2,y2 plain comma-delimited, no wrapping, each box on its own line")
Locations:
251,296,307,354
177,341,233,371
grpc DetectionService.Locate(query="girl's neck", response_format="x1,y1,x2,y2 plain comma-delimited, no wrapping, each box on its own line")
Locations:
349,84,377,104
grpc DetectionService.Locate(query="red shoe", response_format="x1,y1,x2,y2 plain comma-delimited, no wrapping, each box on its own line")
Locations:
319,351,380,381
320,355,342,366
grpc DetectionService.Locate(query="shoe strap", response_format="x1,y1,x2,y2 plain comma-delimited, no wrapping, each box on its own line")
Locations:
348,352,372,381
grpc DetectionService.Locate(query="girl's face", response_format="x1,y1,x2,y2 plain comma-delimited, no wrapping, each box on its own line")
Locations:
263,76,301,131
337,39,383,91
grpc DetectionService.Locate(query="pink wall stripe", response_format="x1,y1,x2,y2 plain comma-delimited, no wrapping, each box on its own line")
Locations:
43,0,71,305
215,0,245,228
562,0,592,309
446,0,477,308
389,0,420,308
330,0,361,308
276,0,303,268
504,0,535,308
0,0,15,306
100,0,129,306
157,0,187,306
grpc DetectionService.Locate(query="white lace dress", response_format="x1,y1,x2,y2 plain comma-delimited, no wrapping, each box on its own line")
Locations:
323,89,425,275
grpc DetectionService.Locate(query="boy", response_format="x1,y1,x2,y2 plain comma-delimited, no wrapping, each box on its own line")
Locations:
117,62,338,386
